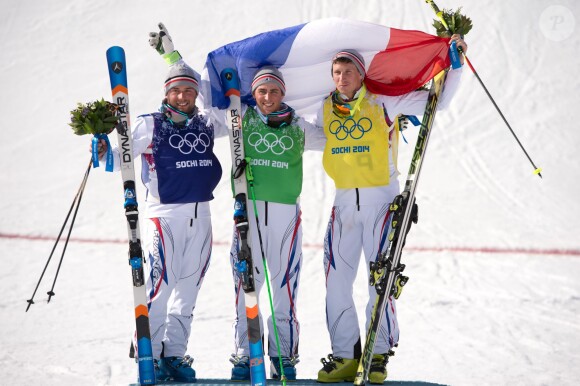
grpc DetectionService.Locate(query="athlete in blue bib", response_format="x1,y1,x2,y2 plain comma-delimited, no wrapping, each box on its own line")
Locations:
94,24,226,383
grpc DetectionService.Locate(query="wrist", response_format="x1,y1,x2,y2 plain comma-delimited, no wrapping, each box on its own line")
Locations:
163,50,182,65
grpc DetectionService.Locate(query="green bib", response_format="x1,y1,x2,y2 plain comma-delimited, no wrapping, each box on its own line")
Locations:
238,107,305,204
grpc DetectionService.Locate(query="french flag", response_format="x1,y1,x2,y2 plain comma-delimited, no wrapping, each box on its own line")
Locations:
203,17,452,118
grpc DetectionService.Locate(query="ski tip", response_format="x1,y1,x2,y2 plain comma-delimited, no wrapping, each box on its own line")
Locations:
533,167,543,178
106,45,125,54
220,68,240,91
106,47,128,89
106,46,126,64
106,46,126,67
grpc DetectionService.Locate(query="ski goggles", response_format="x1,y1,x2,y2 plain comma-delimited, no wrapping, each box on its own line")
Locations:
257,104,295,128
331,91,353,118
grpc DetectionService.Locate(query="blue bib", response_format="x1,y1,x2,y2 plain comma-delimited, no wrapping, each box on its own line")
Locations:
149,112,222,203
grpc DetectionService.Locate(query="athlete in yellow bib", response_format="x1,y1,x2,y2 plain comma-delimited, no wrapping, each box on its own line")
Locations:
314,41,467,384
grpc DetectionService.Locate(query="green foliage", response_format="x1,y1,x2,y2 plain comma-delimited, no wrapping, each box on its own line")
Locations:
432,7,473,37
69,99,119,136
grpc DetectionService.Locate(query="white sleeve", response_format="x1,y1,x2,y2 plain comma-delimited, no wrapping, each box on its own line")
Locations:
437,67,463,109
204,106,228,138
204,104,253,139
299,116,326,151
379,67,463,122
108,115,154,171
313,104,325,128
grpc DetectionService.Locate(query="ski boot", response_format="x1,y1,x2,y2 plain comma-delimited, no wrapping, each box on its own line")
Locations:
159,355,196,383
270,355,299,381
317,354,358,383
368,350,395,384
230,354,251,381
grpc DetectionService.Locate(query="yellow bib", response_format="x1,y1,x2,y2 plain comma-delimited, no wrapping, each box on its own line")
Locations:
322,95,392,189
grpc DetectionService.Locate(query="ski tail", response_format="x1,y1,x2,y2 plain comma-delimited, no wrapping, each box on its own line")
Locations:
106,46,155,386
354,70,449,386
221,68,267,386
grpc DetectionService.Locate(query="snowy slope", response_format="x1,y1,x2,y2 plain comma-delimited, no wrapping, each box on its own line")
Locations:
1,0,579,385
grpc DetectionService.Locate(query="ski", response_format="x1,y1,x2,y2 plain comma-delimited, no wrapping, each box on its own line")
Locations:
220,68,267,386
353,70,449,386
106,46,155,386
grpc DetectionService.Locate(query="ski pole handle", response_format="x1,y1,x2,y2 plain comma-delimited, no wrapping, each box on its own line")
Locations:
449,40,461,69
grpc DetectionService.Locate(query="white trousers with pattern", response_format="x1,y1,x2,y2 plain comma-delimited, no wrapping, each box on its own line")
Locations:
139,215,213,359
230,201,302,358
323,201,400,358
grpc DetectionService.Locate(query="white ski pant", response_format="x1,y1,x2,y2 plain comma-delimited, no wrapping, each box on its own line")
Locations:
230,201,302,358
323,202,400,358
140,215,212,359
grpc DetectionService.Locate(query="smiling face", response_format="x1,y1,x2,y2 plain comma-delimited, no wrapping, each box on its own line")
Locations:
166,86,198,115
253,83,284,115
332,60,364,99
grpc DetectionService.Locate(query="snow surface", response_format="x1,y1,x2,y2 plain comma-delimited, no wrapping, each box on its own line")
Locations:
1,0,579,385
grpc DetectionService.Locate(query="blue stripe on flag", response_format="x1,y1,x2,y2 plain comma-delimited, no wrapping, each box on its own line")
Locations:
205,23,306,109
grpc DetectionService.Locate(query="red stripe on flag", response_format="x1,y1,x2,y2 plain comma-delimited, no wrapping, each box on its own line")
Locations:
366,28,451,96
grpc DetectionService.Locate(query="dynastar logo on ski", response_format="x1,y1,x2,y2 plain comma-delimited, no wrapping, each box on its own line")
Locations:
114,99,132,164
230,110,243,167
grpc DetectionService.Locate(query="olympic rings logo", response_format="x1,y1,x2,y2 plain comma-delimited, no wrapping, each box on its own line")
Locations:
329,117,372,140
169,132,211,154
247,132,294,155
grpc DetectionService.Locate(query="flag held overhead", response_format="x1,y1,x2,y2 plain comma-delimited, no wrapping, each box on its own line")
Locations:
203,18,453,117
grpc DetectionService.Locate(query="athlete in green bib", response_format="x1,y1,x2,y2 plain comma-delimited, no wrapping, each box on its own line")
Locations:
228,66,326,381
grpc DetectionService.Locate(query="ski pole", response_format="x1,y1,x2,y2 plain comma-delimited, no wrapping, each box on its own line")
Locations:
425,0,543,178
47,159,91,303
26,159,91,311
